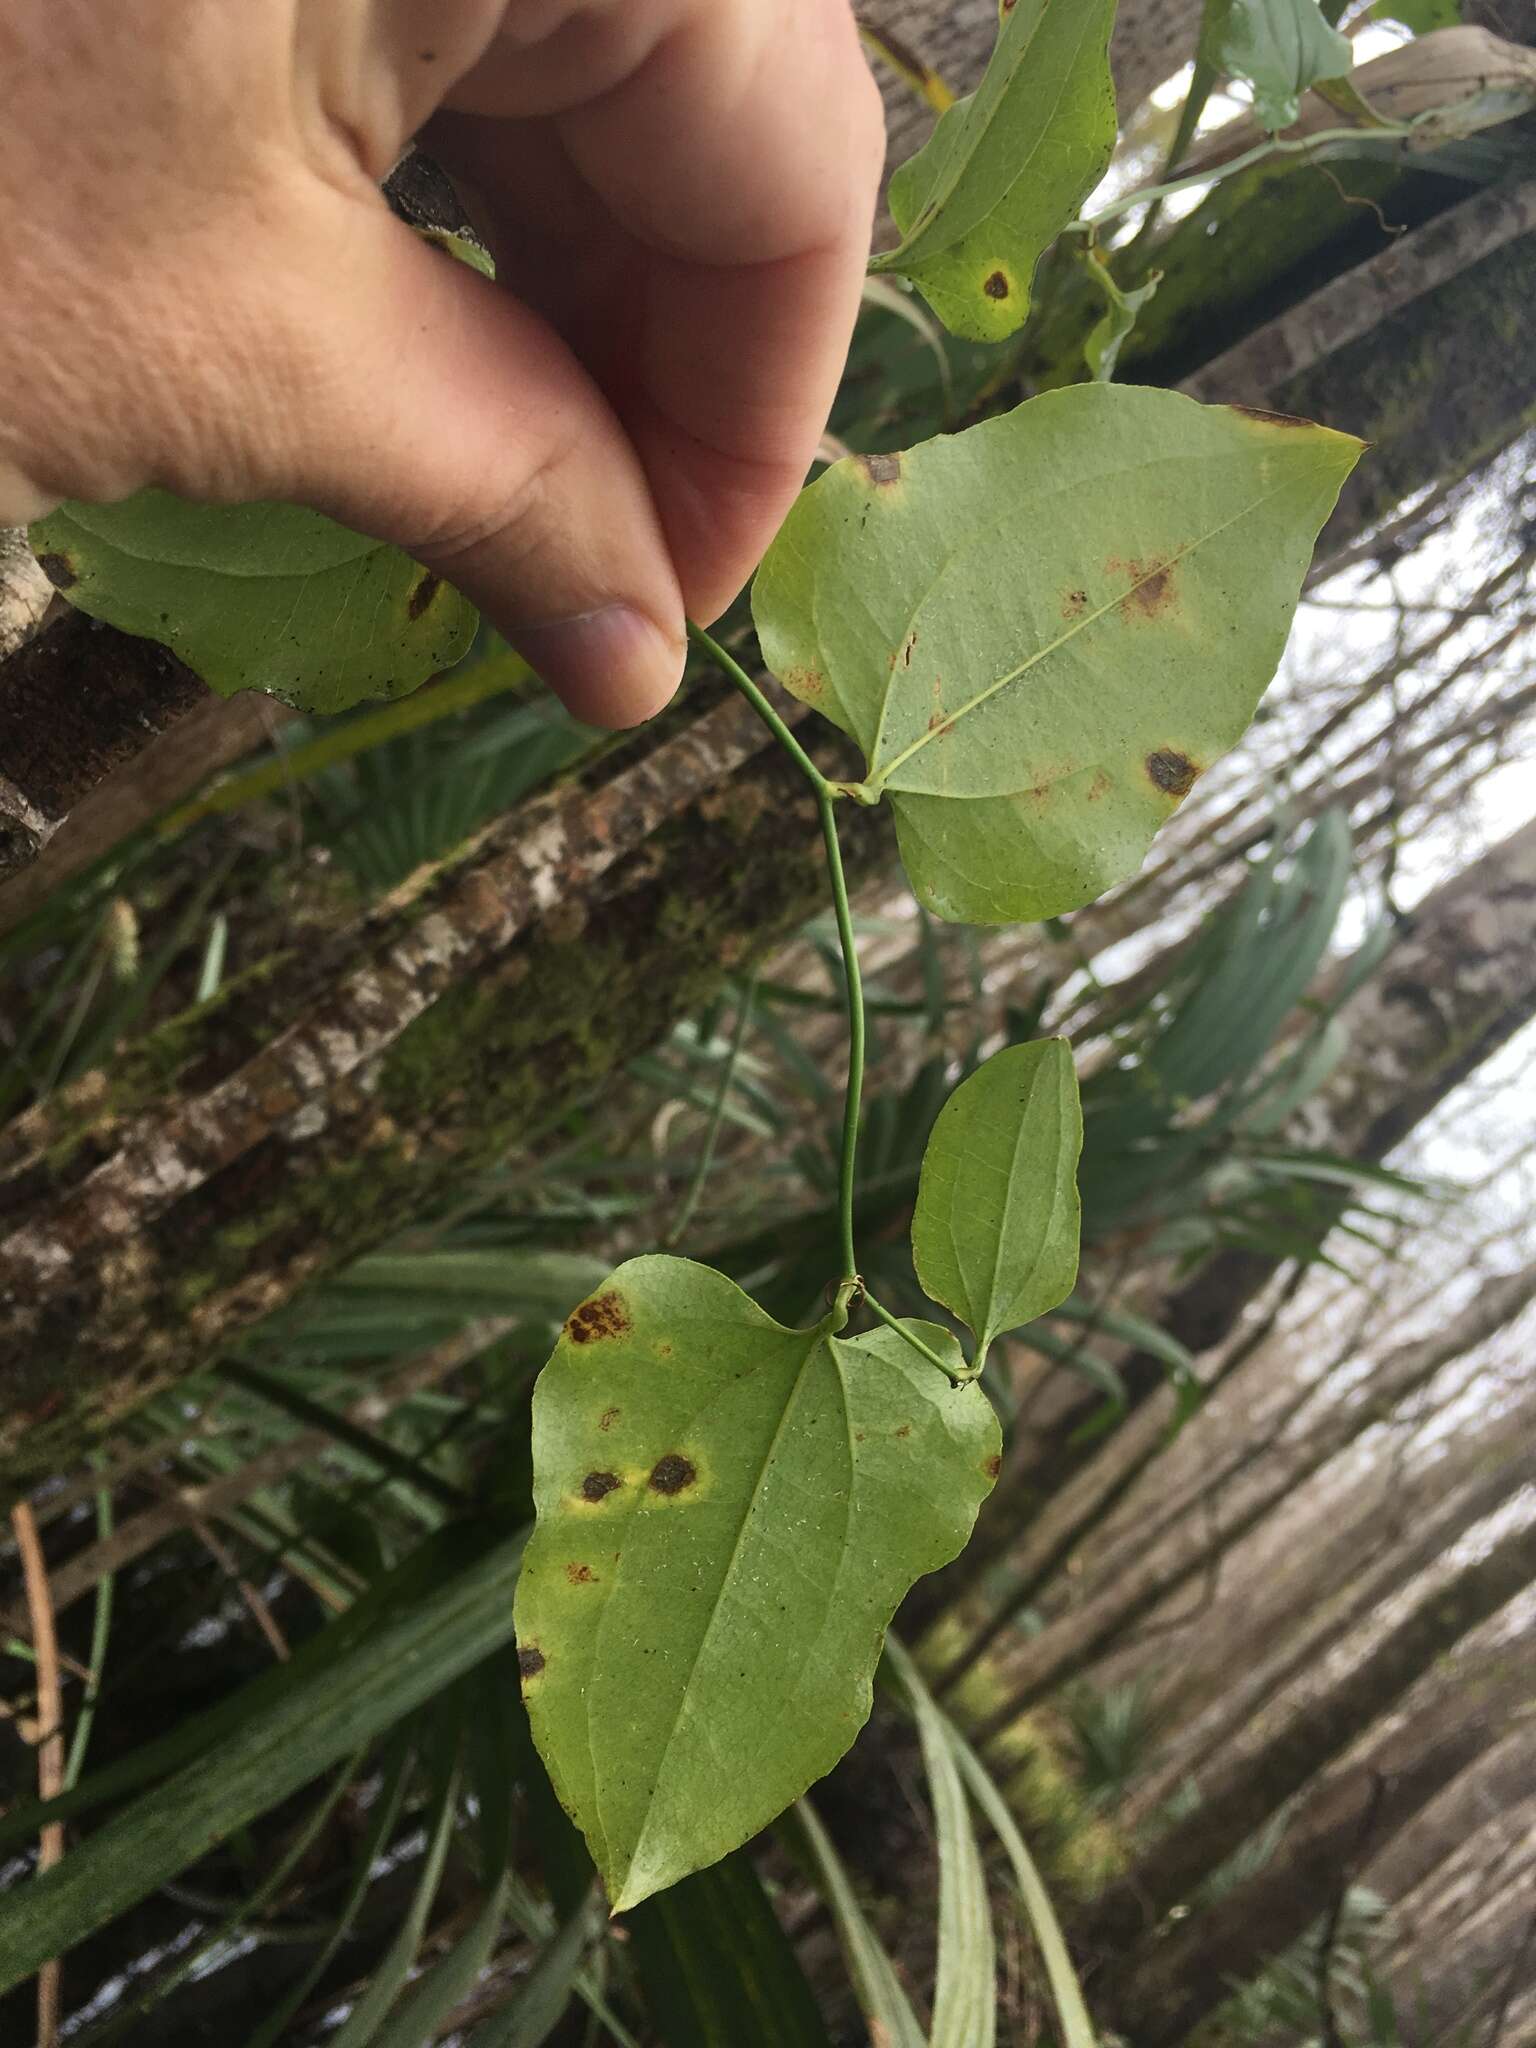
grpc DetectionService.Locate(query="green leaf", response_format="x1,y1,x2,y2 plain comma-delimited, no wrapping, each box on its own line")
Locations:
515,1257,1000,1910
874,0,1117,340
912,1041,1082,1362
753,385,1360,926
1215,0,1354,130
29,491,476,712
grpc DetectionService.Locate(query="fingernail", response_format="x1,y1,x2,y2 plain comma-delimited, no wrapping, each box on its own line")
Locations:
513,604,684,730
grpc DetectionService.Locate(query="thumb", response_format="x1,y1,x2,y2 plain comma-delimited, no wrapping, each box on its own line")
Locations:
266,207,686,729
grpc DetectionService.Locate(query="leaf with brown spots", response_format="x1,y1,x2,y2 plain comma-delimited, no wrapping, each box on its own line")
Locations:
873,0,1117,340
754,384,1360,924
515,1255,999,1911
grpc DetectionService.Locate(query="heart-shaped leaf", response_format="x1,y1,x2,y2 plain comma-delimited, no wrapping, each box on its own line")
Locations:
752,384,1361,925
514,1257,999,1910
30,492,476,713
873,0,1117,340
912,1039,1082,1361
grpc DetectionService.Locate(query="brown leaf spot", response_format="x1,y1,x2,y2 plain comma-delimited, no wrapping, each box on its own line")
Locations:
858,452,903,489
581,1470,621,1503
926,712,955,738
518,1645,546,1679
983,269,1011,300
787,665,825,699
36,552,77,591
1110,556,1177,620
890,629,918,671
1146,749,1198,798
406,571,441,620
1088,769,1111,801
565,1291,631,1345
598,1406,620,1432
1062,588,1088,619
895,1424,912,1438
565,1562,596,1585
983,1453,1002,1480
648,1452,697,1496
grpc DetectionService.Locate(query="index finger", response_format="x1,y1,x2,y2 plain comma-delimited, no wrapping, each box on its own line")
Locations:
450,0,885,623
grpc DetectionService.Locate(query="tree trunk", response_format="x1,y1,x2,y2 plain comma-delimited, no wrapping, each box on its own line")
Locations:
1099,1635,1536,2042
0,695,883,1495
963,1260,1536,1724
1118,1400,1536,1828
1087,1507,1536,1953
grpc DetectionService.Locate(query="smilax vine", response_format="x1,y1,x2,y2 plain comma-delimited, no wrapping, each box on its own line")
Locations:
28,0,1362,1912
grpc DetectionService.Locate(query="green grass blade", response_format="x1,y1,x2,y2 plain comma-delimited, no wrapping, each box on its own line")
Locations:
239,1729,417,2048
625,1851,835,2048
949,1734,1097,2048
329,1758,464,2048
790,1800,927,2048
467,1889,603,2048
884,1639,996,2048
370,1876,510,2048
0,1526,525,1993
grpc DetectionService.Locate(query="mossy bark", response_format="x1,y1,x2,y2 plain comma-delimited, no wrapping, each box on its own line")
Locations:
0,699,881,1495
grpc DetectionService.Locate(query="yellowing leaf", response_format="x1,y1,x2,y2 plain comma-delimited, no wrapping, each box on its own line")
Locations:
752,385,1361,925
514,1258,999,1910
875,0,1118,341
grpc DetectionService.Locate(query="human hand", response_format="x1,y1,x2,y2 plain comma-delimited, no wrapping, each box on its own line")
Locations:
0,3,883,725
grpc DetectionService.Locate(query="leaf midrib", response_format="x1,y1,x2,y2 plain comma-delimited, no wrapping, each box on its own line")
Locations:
59,502,375,579
612,1324,842,1901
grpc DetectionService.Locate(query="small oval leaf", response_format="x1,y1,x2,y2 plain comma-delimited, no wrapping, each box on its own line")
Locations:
29,492,476,713
515,1257,1000,1911
912,1040,1082,1358
752,384,1362,924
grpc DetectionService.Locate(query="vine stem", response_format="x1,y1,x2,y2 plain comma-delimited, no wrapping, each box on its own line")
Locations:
687,622,974,1391
863,1295,975,1389
662,974,758,1250
686,622,864,1283
1076,122,1421,234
